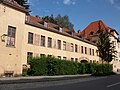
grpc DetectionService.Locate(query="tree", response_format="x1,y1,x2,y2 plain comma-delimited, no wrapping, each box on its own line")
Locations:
97,21,116,64
14,0,29,10
42,14,57,24
42,14,74,30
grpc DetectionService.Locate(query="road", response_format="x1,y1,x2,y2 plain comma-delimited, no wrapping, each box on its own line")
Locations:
1,75,120,90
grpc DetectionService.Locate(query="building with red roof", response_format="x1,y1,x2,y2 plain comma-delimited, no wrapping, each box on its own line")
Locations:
0,0,120,76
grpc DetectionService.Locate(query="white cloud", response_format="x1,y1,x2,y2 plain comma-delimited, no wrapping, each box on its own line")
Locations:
107,0,120,10
72,2,76,5
63,0,76,5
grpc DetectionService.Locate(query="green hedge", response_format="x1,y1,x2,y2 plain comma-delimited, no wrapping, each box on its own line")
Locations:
26,56,114,76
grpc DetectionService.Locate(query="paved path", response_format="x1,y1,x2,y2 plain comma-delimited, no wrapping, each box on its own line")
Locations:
0,74,91,84
1,75,120,90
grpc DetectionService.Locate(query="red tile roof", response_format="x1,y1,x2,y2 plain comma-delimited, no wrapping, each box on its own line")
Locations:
1,0,28,13
27,16,119,41
80,20,118,39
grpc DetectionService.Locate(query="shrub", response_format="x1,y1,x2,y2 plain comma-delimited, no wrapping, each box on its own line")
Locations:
27,56,114,76
27,57,48,76
92,64,113,76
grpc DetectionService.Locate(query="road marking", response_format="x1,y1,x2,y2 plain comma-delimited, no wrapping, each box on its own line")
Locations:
107,82,120,88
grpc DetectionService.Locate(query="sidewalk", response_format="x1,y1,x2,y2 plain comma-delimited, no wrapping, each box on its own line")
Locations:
0,74,91,84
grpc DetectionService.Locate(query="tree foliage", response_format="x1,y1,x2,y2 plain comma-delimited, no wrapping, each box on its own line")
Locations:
97,21,116,63
26,56,113,76
42,14,74,30
14,0,29,10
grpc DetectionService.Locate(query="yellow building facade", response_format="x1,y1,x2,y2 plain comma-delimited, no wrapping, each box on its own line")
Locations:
0,0,28,76
0,0,119,76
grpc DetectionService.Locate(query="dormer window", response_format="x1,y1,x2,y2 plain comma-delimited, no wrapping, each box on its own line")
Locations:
44,22,48,28
25,16,29,22
72,32,74,36
59,27,62,32
90,31,94,35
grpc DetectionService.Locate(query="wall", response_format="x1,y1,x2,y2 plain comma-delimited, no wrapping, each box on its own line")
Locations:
21,24,100,65
0,4,26,75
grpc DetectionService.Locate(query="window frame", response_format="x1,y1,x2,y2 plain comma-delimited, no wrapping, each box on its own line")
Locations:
81,46,84,54
41,35,45,47
75,44,78,52
7,26,16,47
92,49,94,56
70,43,74,52
85,47,87,54
28,32,33,44
57,40,61,50
27,52,33,63
63,41,66,50
48,37,52,48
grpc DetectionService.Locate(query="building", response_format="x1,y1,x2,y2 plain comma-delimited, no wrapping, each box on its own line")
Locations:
81,20,120,72
0,0,119,76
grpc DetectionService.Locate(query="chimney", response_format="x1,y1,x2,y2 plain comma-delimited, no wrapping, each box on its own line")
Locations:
35,15,41,19
77,29,81,34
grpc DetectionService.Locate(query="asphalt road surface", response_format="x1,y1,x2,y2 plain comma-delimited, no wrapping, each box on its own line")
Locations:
1,75,120,90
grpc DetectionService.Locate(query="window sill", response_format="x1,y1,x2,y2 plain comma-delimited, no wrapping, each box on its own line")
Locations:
6,45,16,48
41,46,46,47
28,43,33,45
48,47,52,48
58,48,61,50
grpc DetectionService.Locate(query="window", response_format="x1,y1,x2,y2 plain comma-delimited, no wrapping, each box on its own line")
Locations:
75,44,78,52
96,50,99,56
63,57,67,60
44,22,48,28
48,37,52,48
48,55,52,57
93,60,96,63
89,48,91,55
92,49,94,56
90,60,92,63
70,43,74,52
40,54,45,57
63,41,66,50
90,31,94,35
75,58,78,62
58,56,61,59
85,47,87,54
28,32,33,44
41,35,45,47
81,46,84,54
59,27,62,32
71,58,74,61
57,40,61,49
7,26,16,47
25,16,29,22
27,52,33,62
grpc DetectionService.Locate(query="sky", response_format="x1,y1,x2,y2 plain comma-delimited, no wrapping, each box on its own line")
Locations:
29,0,120,34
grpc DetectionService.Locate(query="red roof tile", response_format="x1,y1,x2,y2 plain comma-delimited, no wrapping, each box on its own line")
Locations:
80,20,118,39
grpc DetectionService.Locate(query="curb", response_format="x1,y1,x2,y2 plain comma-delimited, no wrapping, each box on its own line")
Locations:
0,74,91,84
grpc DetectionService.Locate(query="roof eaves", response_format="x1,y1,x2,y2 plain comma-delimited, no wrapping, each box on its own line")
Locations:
25,21,96,46
2,0,28,13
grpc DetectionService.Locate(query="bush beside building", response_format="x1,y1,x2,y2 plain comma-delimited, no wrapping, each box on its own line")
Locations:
25,56,114,76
